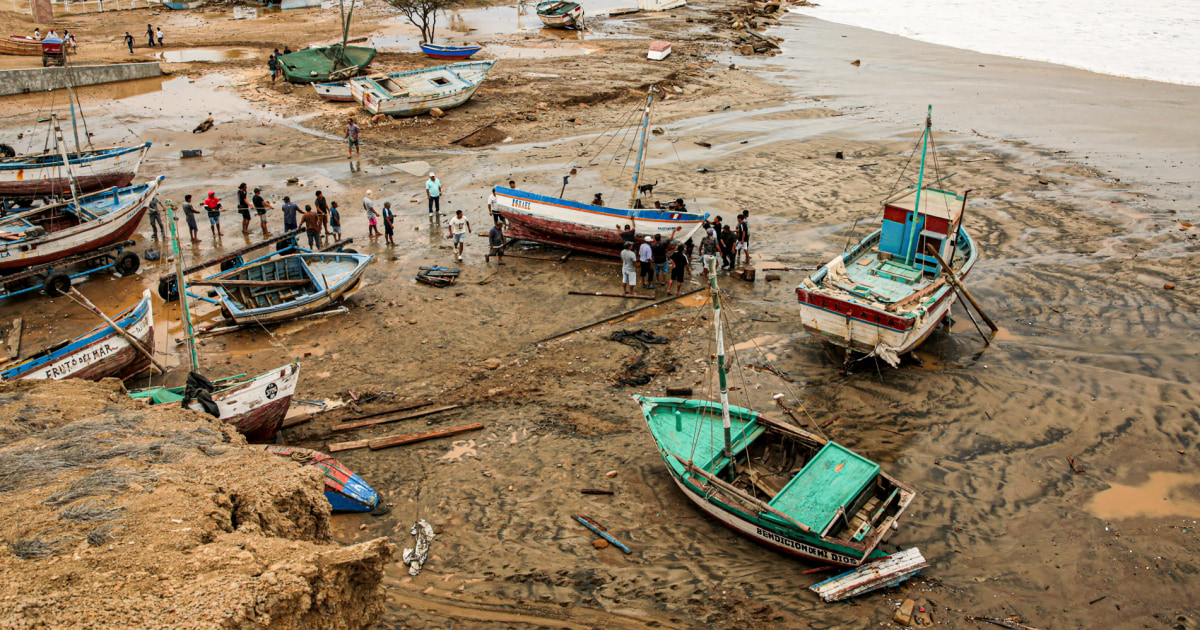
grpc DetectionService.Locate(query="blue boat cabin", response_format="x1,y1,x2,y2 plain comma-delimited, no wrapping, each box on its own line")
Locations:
877,187,964,281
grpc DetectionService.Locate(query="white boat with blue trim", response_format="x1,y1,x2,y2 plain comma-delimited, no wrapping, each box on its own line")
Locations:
200,251,373,325
349,60,495,117
0,142,150,203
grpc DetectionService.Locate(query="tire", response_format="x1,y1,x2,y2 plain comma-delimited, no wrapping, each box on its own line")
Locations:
275,239,291,252
340,248,358,254
157,277,178,302
0,144,14,158
115,252,140,276
219,259,239,272
43,272,71,297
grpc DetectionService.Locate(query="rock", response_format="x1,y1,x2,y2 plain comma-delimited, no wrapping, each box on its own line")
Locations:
739,44,754,55
850,59,861,66
651,127,665,135
764,273,781,281
592,539,609,549
893,599,916,626
429,107,445,118
605,470,618,478
482,358,503,370
371,113,387,124
536,101,549,110
1164,282,1176,290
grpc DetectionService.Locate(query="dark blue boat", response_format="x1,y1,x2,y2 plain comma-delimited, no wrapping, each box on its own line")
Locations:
260,445,389,514
419,42,483,60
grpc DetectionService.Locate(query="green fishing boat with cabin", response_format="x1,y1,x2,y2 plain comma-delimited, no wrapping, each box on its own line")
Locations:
277,45,376,84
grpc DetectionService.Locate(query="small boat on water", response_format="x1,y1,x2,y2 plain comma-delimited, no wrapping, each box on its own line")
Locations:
0,143,152,203
199,251,373,326
0,176,163,272
1,290,154,382
161,0,203,9
278,45,376,84
349,60,495,117
635,261,916,567
795,107,980,367
312,81,354,102
418,42,483,60
258,445,389,514
0,35,42,56
536,0,585,28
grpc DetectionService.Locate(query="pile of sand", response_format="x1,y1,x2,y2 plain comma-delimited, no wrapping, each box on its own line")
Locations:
0,378,393,629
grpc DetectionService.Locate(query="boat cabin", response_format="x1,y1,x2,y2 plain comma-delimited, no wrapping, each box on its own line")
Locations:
877,186,964,279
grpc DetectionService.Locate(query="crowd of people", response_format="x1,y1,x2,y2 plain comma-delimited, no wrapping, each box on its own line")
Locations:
617,210,751,296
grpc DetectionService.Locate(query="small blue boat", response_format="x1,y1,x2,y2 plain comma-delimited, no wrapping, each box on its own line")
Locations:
419,42,483,60
197,251,373,325
259,445,389,514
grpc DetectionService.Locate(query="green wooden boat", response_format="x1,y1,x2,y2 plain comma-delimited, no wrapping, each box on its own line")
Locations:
277,45,376,84
634,261,916,567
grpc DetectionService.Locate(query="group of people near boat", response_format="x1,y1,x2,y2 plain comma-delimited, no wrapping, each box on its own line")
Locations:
166,185,344,245
615,211,751,296
29,27,77,51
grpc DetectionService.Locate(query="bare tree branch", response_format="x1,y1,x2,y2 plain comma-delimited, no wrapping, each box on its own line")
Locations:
385,0,459,44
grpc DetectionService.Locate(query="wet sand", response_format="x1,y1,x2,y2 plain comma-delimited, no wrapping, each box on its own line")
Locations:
2,2,1200,628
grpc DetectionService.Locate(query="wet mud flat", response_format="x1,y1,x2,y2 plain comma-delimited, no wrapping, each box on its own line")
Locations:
2,2,1200,630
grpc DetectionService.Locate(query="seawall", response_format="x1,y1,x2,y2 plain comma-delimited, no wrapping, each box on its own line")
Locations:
0,62,161,97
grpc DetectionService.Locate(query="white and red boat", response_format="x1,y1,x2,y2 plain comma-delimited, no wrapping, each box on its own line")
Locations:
0,142,151,202
0,176,163,272
796,107,979,366
0,35,43,56
1,289,155,382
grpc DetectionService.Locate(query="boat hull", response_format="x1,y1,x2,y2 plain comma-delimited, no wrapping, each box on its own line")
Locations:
312,82,355,101
0,36,42,56
349,60,495,117
418,43,483,60
0,177,162,272
537,4,584,28
0,143,151,202
191,363,299,442
278,45,377,84
258,445,386,513
2,291,154,382
213,252,372,325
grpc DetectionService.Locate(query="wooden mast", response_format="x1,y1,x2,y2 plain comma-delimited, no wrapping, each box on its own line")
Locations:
627,87,657,208
165,199,200,372
708,257,734,470
50,115,83,206
903,105,932,267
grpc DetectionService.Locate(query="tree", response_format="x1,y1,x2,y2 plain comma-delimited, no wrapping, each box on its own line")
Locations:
385,0,458,44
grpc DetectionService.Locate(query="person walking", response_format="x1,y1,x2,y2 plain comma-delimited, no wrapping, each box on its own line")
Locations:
145,24,155,47
651,228,679,286
737,211,751,266
487,186,506,226
345,118,360,159
620,241,638,296
699,229,718,278
301,205,321,249
267,53,279,83
123,32,134,55
280,196,300,233
667,243,688,295
639,236,655,290
485,221,505,265
146,195,164,239
252,187,272,235
181,194,200,242
203,191,223,237
236,183,251,234
719,224,737,270
328,201,342,242
425,172,442,216
156,27,164,47
447,209,470,261
314,191,330,239
363,190,379,239
381,202,395,246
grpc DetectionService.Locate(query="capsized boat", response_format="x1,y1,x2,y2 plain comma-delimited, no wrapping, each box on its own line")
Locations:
634,260,915,567
0,35,42,56
0,176,163,272
258,445,389,514
200,251,373,325
349,60,495,117
312,81,354,102
795,107,979,367
536,0,584,28
0,143,151,203
418,42,483,60
277,45,376,84
1,290,154,382
495,87,706,256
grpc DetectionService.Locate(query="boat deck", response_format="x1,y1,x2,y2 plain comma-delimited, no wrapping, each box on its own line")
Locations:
0,182,149,239
767,442,879,533
642,398,764,474
306,256,358,290
837,252,930,304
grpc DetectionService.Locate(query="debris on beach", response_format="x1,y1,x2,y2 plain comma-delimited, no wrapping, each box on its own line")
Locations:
403,519,437,575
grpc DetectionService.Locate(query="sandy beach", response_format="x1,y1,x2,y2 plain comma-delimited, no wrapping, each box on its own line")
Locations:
1,1,1198,628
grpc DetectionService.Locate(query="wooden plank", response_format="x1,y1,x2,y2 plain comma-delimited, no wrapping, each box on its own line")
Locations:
568,291,655,300
331,403,455,432
810,547,928,602
367,423,484,450
341,401,432,422
6,317,22,360
190,278,313,288
535,287,706,344
327,437,373,452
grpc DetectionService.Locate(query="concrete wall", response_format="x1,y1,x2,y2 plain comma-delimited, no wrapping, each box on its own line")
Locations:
0,62,161,97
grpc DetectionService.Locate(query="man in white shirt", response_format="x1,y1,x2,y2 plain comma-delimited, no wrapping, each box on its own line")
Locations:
363,190,379,239
638,235,655,290
620,242,638,295
447,209,470,261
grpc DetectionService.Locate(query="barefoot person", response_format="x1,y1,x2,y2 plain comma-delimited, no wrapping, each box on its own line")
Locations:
426,172,442,216
382,201,395,246
345,118,360,159
203,191,223,238
620,241,638,295
447,209,470,261
363,190,379,239
485,221,505,265
280,196,300,233
252,187,272,235
182,194,200,242
236,183,251,234
301,205,321,249
667,243,688,295
328,201,342,242
315,190,330,240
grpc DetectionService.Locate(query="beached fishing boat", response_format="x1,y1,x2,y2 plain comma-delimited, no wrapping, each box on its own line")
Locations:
0,143,151,203
278,45,376,83
418,42,483,60
349,60,495,117
161,0,203,9
1,290,154,382
536,0,584,28
495,88,706,256
200,251,372,326
259,445,389,514
0,35,43,56
0,176,163,272
795,107,980,367
312,81,355,102
128,200,299,443
634,260,916,567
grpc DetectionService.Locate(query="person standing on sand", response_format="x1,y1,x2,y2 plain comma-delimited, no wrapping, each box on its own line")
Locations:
328,201,342,242
203,191,222,238
699,229,717,278
487,186,506,226
426,172,442,215
345,118,360,159
737,211,751,266
146,195,164,240
301,205,321,249
236,183,251,234
667,243,688,295
123,32,133,55
156,27,163,47
447,209,470,261
267,54,278,83
252,187,272,235
280,196,300,233
719,224,737,270
381,202,395,246
485,221,505,265
639,236,655,290
146,24,155,48
620,241,638,296
363,190,379,239
182,194,200,242
314,191,330,239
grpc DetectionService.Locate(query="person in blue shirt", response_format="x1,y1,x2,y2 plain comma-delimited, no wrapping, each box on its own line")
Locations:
328,201,342,243
425,172,442,215
382,202,395,246
280,196,300,232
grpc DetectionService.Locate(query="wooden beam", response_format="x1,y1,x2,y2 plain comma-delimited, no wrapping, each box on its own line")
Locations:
189,278,312,288
5,317,21,360
535,287,705,344
568,291,655,300
923,245,999,333
332,404,461,432
367,423,485,450
327,437,373,453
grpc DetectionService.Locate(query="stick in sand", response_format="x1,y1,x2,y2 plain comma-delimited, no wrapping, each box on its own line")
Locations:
66,288,165,374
